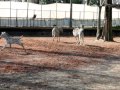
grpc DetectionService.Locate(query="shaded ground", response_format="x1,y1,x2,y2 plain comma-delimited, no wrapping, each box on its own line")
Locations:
0,37,120,90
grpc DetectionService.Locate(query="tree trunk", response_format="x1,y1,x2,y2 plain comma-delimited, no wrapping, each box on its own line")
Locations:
70,0,72,28
96,6,102,40
104,0,113,41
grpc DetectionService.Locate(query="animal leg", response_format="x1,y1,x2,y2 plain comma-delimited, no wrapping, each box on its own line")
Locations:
58,36,60,42
1,44,7,50
53,36,55,41
21,43,26,52
75,37,77,41
80,33,84,45
78,37,80,45
57,36,59,42
74,37,78,45
78,34,81,45
57,37,58,42
9,44,11,48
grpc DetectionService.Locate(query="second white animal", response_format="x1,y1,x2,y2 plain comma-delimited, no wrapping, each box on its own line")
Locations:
73,25,84,45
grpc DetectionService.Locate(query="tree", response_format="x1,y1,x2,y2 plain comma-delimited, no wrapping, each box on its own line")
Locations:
104,0,113,41
87,0,105,40
96,0,105,40
88,0,114,41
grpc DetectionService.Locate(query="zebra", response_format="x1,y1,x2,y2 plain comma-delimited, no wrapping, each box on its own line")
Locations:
73,25,84,45
52,25,63,42
0,32,26,52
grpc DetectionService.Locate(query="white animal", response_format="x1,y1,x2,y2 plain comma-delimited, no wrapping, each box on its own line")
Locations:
52,25,63,42
73,25,84,45
0,32,26,52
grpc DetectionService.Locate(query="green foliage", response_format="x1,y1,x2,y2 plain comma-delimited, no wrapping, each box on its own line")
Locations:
87,0,99,6
71,0,82,4
45,0,83,4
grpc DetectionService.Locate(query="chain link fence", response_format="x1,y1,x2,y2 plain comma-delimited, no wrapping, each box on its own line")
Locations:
0,8,120,27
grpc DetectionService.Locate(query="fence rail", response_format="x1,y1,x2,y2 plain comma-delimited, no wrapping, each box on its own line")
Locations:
0,8,120,27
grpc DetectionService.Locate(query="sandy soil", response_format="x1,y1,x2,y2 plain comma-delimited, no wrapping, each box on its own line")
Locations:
0,37,120,90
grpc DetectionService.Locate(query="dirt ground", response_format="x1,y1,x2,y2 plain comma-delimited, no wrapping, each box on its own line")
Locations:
0,37,120,90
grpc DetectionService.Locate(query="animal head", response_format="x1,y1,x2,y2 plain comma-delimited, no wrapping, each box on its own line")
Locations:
53,24,56,26
53,24,57,28
0,32,8,38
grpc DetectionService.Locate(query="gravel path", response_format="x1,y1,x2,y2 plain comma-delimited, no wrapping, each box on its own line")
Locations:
0,37,120,90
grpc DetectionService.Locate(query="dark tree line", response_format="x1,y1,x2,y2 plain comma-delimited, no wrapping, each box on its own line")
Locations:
39,0,84,4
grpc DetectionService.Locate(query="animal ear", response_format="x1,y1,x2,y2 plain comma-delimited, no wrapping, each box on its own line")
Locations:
53,24,56,26
1,32,6,35
1,32,4,34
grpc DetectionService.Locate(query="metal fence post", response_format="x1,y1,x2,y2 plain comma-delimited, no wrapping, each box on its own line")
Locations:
50,10,51,27
10,0,11,27
16,9,18,27
79,11,81,25
41,1,42,26
27,0,29,27
70,0,72,27
56,1,58,25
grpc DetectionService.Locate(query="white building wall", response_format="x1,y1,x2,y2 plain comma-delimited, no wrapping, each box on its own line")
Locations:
0,2,120,27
